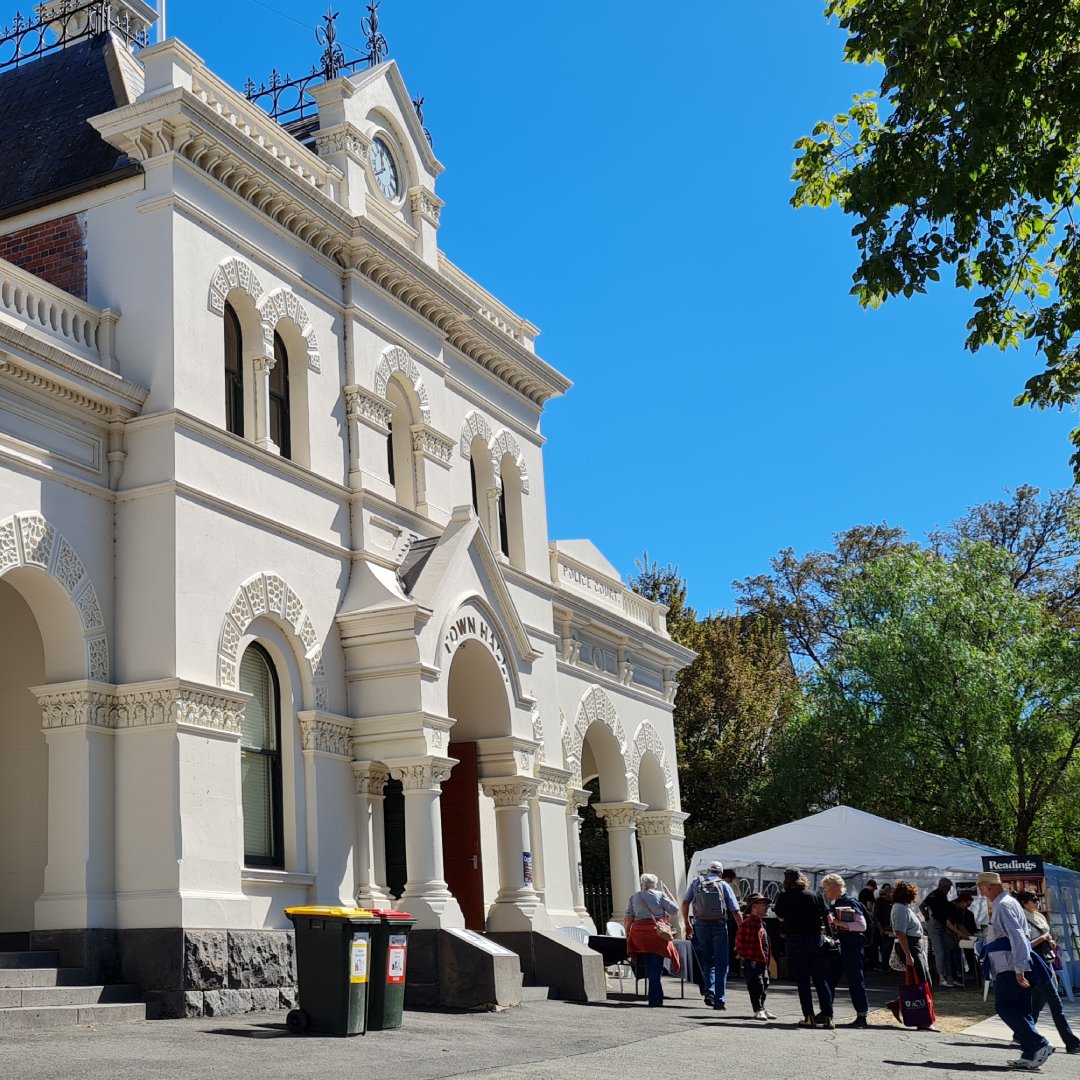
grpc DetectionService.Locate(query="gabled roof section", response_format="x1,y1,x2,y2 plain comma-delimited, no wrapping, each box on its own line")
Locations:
405,506,539,662
345,59,443,176
0,33,140,218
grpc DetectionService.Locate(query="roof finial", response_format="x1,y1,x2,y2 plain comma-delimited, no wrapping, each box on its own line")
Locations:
361,1,387,67
316,7,345,81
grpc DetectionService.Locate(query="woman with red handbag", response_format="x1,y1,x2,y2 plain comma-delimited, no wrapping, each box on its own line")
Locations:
624,873,681,1007
889,880,936,1031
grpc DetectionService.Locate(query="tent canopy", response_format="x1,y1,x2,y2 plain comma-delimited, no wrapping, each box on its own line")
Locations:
689,805,1077,884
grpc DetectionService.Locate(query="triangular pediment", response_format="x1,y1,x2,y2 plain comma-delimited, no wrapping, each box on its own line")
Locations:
407,507,539,664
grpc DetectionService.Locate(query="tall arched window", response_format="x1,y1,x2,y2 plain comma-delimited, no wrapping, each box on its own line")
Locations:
469,437,496,539
240,643,283,868
499,453,525,568
269,331,292,460
498,482,510,556
385,376,416,507
224,302,244,437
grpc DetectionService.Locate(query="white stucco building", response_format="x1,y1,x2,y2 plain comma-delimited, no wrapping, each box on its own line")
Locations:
0,1,694,1013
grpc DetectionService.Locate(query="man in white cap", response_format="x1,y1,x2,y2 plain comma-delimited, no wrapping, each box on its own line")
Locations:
976,871,1053,1070
682,860,742,1009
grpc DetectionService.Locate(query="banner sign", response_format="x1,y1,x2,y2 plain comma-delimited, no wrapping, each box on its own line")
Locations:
982,856,1044,878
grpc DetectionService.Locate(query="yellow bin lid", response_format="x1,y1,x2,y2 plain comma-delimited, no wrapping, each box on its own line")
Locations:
284,905,376,918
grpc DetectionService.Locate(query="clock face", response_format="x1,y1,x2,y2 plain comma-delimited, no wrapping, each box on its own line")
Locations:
371,137,400,200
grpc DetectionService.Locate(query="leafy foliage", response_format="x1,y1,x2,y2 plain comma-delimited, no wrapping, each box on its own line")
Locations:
792,1,1080,473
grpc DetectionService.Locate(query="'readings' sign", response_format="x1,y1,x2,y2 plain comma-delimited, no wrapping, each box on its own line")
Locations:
982,855,1044,877
443,609,510,685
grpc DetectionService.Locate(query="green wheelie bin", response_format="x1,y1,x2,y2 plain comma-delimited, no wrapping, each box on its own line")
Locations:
284,906,378,1036
365,909,415,1030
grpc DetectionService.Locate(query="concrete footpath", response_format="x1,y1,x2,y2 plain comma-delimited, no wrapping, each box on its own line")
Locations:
0,978,1066,1080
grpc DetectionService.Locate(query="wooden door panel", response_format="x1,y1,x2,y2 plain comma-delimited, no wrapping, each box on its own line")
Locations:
441,742,485,931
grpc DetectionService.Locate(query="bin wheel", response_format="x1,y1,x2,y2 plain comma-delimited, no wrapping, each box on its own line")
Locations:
286,1009,309,1034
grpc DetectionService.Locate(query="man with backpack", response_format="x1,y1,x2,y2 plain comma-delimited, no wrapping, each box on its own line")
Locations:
681,860,743,1009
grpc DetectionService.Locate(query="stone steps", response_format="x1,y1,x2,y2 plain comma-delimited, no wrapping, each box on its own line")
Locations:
0,951,151,1029
0,1002,149,1030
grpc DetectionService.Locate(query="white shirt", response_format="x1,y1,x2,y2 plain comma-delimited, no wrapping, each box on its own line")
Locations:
987,891,1032,976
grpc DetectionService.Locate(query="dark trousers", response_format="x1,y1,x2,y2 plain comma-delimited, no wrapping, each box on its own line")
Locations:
642,952,665,1006
1032,979,1080,1052
827,941,869,1015
787,933,834,1019
994,972,1048,1060
744,960,769,1012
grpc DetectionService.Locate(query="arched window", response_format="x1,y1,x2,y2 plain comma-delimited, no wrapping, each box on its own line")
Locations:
269,331,292,460
470,457,479,516
224,302,244,437
239,643,283,868
498,453,525,568
385,376,416,507
469,437,496,537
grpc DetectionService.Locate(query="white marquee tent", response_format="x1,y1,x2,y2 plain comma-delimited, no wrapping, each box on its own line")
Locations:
689,805,1080,990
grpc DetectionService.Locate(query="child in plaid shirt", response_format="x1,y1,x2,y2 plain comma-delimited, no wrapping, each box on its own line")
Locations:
736,893,776,1020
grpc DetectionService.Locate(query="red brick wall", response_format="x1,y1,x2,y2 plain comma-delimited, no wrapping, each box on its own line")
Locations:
0,214,87,301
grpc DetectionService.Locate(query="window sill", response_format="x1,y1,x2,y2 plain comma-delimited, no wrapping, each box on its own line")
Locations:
242,868,317,889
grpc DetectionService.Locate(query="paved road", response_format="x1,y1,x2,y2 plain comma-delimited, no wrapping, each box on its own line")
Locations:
0,978,1060,1080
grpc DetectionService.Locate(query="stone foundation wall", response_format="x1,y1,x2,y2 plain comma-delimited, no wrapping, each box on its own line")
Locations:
32,927,297,1018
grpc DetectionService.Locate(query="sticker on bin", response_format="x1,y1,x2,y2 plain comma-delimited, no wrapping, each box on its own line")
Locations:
350,933,370,984
386,934,408,984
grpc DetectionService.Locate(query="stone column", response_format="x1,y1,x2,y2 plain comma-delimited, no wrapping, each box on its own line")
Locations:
481,778,549,932
251,349,276,452
388,758,464,930
32,683,117,929
565,788,592,926
352,761,393,909
637,810,690,902
594,801,646,923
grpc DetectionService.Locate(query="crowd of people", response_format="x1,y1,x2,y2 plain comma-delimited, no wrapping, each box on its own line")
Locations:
622,862,1077,1071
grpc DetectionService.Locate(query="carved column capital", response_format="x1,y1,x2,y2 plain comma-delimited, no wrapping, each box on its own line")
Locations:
635,810,687,839
389,758,453,791
593,801,646,830
482,779,539,808
565,787,592,817
298,711,352,758
33,682,116,730
352,761,389,797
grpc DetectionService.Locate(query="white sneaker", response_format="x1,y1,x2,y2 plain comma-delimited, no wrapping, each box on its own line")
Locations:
1032,1045,1055,1069
763,1009,778,1019
1007,1059,1036,1070
753,1010,768,1020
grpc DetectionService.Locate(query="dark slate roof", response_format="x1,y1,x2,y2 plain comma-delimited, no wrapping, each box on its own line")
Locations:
398,536,439,596
0,33,136,217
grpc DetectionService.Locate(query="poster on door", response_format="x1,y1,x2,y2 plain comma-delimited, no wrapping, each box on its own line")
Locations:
350,933,370,984
386,934,408,984
523,852,534,886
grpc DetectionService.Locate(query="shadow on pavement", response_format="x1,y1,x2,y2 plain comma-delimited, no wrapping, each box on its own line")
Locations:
204,1023,291,1039
881,1060,1012,1072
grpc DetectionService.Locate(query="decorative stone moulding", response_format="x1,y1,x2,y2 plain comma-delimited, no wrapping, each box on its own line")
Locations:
298,712,352,758
489,429,529,494
531,704,545,763
352,761,389,796
459,410,492,459
208,257,265,314
411,424,454,465
217,572,328,710
315,123,371,165
373,345,431,423
629,720,675,801
636,811,687,840
0,512,109,682
565,685,635,799
407,186,443,227
390,760,453,791
482,780,539,807
256,288,322,373
345,385,393,434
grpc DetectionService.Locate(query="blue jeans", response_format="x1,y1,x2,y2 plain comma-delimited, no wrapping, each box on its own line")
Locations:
787,933,834,1020
642,952,665,1006
693,920,730,1004
827,940,869,1015
1032,979,1080,1052
994,972,1048,1060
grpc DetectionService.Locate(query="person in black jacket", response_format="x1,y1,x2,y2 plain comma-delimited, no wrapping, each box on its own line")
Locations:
773,868,834,1028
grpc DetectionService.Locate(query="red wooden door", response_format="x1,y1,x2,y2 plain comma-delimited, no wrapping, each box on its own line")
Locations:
441,742,486,931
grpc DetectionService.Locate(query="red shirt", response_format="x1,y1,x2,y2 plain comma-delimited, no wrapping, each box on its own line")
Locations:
735,914,770,963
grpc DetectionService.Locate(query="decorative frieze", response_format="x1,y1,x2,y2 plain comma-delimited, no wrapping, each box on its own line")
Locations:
208,256,265,316
410,424,454,466
344,384,392,433
373,345,431,424
407,186,443,227
489,429,529,494
298,712,352,758
256,288,322,374
536,764,571,802
459,410,492,459
35,684,117,730
636,811,685,839
315,124,371,166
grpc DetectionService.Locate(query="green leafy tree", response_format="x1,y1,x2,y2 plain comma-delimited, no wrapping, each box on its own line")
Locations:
766,542,1080,860
629,556,799,853
792,1,1080,472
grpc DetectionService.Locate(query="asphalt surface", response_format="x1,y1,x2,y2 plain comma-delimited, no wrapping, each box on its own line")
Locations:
0,976,1056,1080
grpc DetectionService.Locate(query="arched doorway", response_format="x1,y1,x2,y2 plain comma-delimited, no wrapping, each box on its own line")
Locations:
578,720,634,924
443,629,512,931
0,577,49,935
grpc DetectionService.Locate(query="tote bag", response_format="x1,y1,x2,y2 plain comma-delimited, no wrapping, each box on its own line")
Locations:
899,967,935,1029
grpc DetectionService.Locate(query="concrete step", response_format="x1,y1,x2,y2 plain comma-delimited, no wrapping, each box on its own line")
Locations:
0,1002,148,1030
0,968,89,988
0,952,59,969
0,985,140,1008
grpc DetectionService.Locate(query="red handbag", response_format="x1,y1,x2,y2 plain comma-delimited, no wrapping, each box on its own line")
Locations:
899,967,936,1029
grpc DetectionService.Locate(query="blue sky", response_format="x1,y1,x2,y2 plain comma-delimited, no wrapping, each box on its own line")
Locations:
170,1,1078,614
